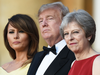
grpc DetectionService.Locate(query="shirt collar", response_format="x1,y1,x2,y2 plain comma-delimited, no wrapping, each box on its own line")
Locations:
48,39,66,55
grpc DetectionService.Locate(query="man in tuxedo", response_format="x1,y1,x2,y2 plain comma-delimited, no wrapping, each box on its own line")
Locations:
27,2,75,75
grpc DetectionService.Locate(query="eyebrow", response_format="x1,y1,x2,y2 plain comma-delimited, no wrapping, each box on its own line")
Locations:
8,29,15,31
47,15,53,17
39,15,53,19
38,18,42,21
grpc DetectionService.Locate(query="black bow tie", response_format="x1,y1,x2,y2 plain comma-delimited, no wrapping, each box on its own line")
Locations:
43,45,57,55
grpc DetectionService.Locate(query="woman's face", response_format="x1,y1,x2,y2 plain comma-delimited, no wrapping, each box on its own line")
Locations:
64,22,89,53
7,24,30,52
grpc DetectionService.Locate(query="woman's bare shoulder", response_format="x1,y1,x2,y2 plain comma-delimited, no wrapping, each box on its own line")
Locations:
1,62,11,69
94,54,100,62
93,55,100,75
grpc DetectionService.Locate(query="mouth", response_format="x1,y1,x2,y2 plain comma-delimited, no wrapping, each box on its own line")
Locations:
13,41,20,44
70,43,77,45
43,29,50,33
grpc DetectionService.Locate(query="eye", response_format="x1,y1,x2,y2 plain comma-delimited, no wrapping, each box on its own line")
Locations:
47,16,53,20
48,17,53,20
9,31,14,34
19,30,24,33
39,20,43,23
64,33,69,35
38,18,43,23
73,31,79,34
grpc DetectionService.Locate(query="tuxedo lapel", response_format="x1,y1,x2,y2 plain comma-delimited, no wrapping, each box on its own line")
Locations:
44,46,70,75
28,45,75,75
27,51,46,75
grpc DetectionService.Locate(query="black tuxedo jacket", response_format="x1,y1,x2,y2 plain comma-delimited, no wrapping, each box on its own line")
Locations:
27,45,75,75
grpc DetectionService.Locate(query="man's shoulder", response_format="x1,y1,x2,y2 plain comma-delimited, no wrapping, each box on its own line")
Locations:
60,45,75,58
35,50,44,56
37,50,44,53
62,45,70,51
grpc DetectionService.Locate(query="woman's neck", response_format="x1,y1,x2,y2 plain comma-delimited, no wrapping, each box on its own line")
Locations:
75,47,96,61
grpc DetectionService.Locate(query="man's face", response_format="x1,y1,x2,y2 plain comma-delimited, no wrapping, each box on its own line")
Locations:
38,8,62,40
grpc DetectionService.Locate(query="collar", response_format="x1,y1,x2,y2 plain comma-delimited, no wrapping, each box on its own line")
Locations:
48,39,66,55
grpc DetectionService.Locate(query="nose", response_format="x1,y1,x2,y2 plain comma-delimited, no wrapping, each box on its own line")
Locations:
14,32,19,39
42,19,48,27
68,34,74,41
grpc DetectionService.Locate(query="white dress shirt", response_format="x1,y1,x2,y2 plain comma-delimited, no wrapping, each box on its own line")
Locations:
36,39,66,75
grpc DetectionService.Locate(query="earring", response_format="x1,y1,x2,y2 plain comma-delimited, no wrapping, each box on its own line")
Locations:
88,39,90,41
